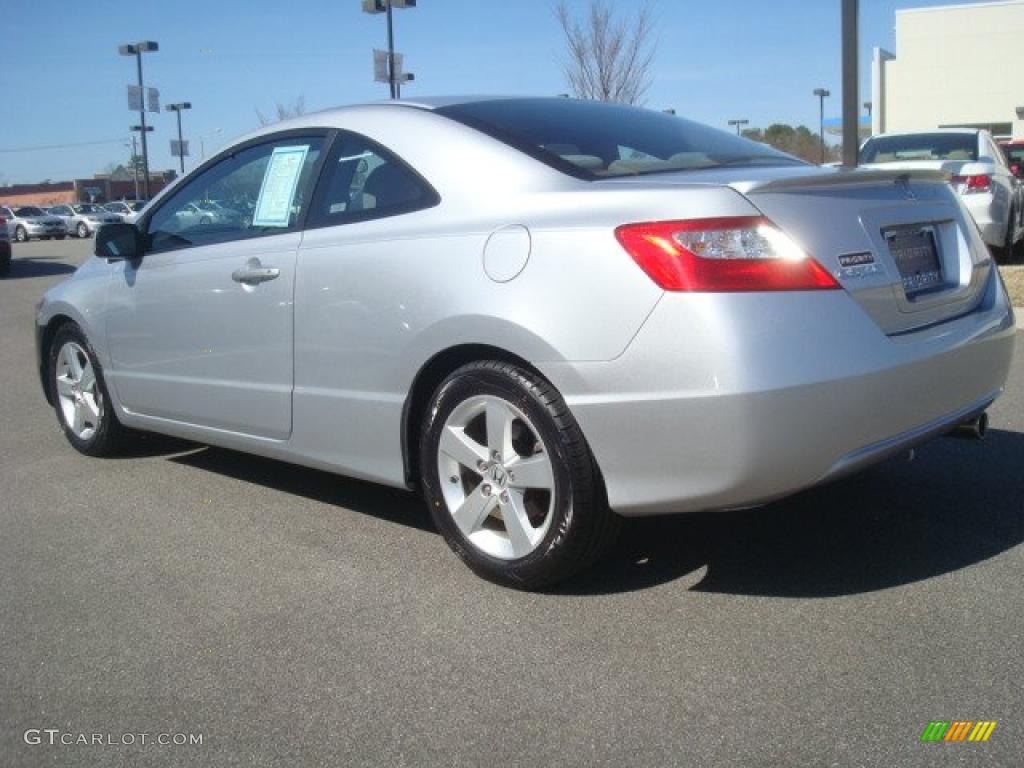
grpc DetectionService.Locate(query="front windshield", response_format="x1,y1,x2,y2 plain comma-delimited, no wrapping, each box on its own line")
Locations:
75,204,103,213
436,98,804,179
860,133,978,163
15,206,46,216
196,201,219,211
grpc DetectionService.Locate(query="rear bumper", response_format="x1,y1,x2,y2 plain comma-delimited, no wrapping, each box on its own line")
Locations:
544,270,1016,517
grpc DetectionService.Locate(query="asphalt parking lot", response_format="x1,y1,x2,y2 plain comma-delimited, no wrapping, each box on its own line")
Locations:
2,237,1023,767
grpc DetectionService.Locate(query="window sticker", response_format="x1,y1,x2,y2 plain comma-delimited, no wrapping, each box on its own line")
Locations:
252,145,310,227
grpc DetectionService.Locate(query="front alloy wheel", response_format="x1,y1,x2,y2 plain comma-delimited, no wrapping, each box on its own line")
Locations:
49,323,130,456
55,341,101,441
420,361,618,589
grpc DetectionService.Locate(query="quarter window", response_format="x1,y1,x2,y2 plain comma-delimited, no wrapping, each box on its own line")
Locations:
309,133,437,227
145,135,324,253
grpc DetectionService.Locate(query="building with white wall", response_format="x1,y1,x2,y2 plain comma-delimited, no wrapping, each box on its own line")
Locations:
872,0,1024,138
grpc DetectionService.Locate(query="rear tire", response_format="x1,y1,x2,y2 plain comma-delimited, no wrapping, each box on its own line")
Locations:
419,360,618,590
77,222,89,238
55,235,66,241
0,251,10,277
15,226,27,242
49,323,131,457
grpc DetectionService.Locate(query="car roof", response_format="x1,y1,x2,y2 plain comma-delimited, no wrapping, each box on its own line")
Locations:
868,128,980,138
231,96,574,145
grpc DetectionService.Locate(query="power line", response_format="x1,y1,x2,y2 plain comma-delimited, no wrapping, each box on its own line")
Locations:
0,138,126,153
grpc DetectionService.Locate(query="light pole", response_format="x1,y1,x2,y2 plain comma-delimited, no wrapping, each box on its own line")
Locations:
362,0,416,99
728,118,749,136
119,41,158,198
199,128,223,162
813,87,830,164
124,136,140,199
166,102,192,174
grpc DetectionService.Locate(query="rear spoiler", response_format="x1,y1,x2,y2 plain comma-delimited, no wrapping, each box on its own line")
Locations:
731,168,950,195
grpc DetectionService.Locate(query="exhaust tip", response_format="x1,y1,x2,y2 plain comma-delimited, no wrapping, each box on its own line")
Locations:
947,411,988,441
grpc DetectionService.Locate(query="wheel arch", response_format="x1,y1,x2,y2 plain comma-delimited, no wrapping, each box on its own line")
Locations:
401,343,546,489
38,313,77,405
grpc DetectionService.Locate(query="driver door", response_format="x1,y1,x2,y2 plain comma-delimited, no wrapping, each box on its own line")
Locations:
104,132,327,440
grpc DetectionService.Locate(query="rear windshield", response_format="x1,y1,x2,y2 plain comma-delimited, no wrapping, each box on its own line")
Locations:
75,204,103,213
435,98,803,179
860,133,978,163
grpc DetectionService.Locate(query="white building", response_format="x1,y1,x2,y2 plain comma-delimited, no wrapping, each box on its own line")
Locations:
872,0,1024,139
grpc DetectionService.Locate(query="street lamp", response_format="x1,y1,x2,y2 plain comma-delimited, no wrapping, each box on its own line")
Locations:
166,102,192,174
119,41,158,198
124,136,140,199
728,118,749,136
199,128,223,161
813,87,830,164
362,0,417,99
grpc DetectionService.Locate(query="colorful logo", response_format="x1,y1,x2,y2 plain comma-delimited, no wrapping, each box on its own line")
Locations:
921,721,997,742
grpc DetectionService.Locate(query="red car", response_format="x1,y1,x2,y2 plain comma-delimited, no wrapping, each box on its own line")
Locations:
1000,139,1024,178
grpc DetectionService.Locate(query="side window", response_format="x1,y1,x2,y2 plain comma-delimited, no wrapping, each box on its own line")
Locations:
145,134,324,253
309,132,437,227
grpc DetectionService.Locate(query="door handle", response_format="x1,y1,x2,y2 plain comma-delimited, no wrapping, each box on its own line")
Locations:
231,263,280,285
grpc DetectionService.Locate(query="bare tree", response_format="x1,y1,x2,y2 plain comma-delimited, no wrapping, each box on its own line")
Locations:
555,1,656,105
256,95,307,126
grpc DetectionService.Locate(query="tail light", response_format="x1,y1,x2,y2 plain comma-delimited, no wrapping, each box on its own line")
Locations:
950,174,992,194
614,216,840,292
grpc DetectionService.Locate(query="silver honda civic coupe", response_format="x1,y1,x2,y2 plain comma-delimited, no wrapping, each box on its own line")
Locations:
34,97,1016,588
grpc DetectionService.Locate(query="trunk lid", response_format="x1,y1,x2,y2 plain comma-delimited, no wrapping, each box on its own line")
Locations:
603,166,993,335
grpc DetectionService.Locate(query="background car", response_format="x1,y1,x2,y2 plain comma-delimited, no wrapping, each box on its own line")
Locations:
859,129,1024,257
47,203,123,238
0,209,10,276
35,97,1016,588
103,200,146,224
0,205,67,242
169,199,244,230
1000,139,1024,177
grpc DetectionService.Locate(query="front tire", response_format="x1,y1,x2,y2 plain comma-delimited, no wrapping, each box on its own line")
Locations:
420,361,618,589
77,222,89,238
49,323,130,456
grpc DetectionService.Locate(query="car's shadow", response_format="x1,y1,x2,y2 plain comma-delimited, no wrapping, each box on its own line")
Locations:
560,428,1024,597
160,428,1024,597
5,257,77,279
169,443,435,533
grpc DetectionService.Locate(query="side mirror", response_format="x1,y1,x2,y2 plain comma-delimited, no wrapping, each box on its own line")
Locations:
95,222,144,261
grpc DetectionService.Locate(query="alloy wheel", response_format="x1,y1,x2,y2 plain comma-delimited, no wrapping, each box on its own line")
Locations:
55,341,102,440
436,395,556,560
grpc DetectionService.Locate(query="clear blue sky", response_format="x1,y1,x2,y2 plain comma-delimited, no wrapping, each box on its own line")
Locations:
0,0,986,184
